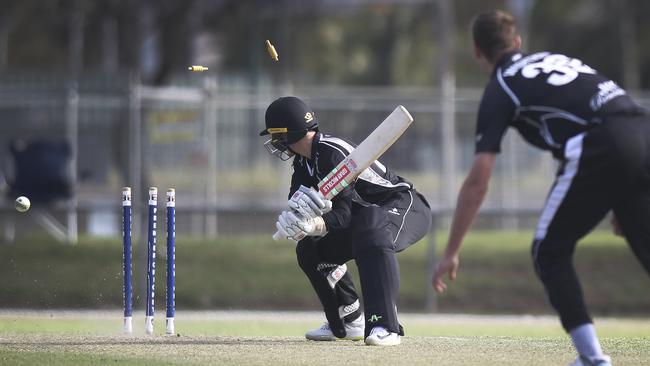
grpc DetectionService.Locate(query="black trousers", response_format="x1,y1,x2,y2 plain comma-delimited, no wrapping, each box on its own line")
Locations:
296,189,431,338
532,114,650,332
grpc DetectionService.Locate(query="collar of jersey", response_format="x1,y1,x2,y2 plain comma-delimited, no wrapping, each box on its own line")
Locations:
295,132,321,171
310,132,323,160
491,50,522,77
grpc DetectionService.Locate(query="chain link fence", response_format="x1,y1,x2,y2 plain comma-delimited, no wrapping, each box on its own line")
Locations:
1,74,648,240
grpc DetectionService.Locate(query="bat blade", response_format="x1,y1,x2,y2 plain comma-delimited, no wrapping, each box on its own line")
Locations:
317,105,413,199
273,105,414,241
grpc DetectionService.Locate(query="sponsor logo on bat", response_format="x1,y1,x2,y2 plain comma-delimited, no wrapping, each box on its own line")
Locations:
320,165,351,196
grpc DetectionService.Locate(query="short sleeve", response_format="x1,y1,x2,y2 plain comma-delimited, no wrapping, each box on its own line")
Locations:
475,78,516,154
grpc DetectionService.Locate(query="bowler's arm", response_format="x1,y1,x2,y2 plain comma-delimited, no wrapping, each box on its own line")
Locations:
432,152,496,292
447,152,495,256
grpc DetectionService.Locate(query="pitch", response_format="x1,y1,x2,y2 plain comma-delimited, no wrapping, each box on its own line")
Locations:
0,310,649,365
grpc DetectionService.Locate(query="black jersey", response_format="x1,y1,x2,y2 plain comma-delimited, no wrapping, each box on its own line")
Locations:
476,51,644,158
290,133,413,230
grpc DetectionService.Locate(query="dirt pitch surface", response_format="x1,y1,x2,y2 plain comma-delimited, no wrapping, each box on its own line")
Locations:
0,310,649,365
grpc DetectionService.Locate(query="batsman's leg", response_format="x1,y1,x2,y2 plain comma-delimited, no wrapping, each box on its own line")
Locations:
315,263,362,322
350,206,401,339
296,237,360,339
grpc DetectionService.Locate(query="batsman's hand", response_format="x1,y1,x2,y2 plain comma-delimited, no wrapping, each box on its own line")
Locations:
288,185,332,219
276,210,328,242
276,211,307,242
431,255,459,294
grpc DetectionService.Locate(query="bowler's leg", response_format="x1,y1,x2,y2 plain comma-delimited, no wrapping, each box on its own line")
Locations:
614,187,650,275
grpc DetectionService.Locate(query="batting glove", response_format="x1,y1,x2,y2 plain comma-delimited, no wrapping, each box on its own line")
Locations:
288,185,332,219
276,210,328,242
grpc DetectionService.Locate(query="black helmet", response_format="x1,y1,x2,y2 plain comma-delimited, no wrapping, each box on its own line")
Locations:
260,96,319,160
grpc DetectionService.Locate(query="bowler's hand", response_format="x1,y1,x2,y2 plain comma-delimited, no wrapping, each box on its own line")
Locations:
432,255,459,293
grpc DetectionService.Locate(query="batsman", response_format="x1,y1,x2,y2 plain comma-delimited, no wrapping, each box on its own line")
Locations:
261,96,431,346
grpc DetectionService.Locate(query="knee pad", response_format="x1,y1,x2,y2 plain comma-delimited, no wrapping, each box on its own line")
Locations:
317,263,347,289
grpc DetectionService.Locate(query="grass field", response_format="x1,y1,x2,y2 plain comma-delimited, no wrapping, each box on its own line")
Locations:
1,231,648,365
0,310,649,365
2,231,649,315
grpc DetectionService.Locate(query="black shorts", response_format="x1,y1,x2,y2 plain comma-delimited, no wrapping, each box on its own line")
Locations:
533,114,650,257
315,189,431,263
532,114,650,331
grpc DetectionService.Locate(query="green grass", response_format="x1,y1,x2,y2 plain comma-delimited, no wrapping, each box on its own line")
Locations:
0,231,649,315
2,231,647,364
408,230,650,315
0,311,649,365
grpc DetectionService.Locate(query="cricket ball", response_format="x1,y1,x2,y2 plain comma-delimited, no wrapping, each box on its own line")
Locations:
15,196,30,213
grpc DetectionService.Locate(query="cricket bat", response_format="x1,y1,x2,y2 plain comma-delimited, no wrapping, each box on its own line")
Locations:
273,105,414,241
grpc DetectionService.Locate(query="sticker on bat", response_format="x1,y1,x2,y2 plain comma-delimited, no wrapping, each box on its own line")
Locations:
320,165,351,196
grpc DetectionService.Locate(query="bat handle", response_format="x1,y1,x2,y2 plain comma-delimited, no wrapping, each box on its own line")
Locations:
272,231,282,241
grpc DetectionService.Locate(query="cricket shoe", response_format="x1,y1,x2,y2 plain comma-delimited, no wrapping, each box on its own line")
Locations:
305,315,364,341
364,326,401,346
569,354,612,366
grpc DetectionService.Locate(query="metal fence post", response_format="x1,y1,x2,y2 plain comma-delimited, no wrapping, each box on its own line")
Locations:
65,82,79,244
436,0,457,211
128,76,145,305
425,211,437,312
503,134,519,230
203,77,218,237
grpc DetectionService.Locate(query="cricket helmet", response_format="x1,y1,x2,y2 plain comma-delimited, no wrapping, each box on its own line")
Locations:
260,96,319,160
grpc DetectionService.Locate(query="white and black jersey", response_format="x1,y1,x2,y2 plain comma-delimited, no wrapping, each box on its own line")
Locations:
476,51,644,158
290,132,413,230
291,132,432,339
478,50,650,334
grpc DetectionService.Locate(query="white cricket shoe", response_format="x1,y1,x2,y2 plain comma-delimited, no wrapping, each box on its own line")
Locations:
364,326,401,346
305,315,364,341
569,354,612,366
